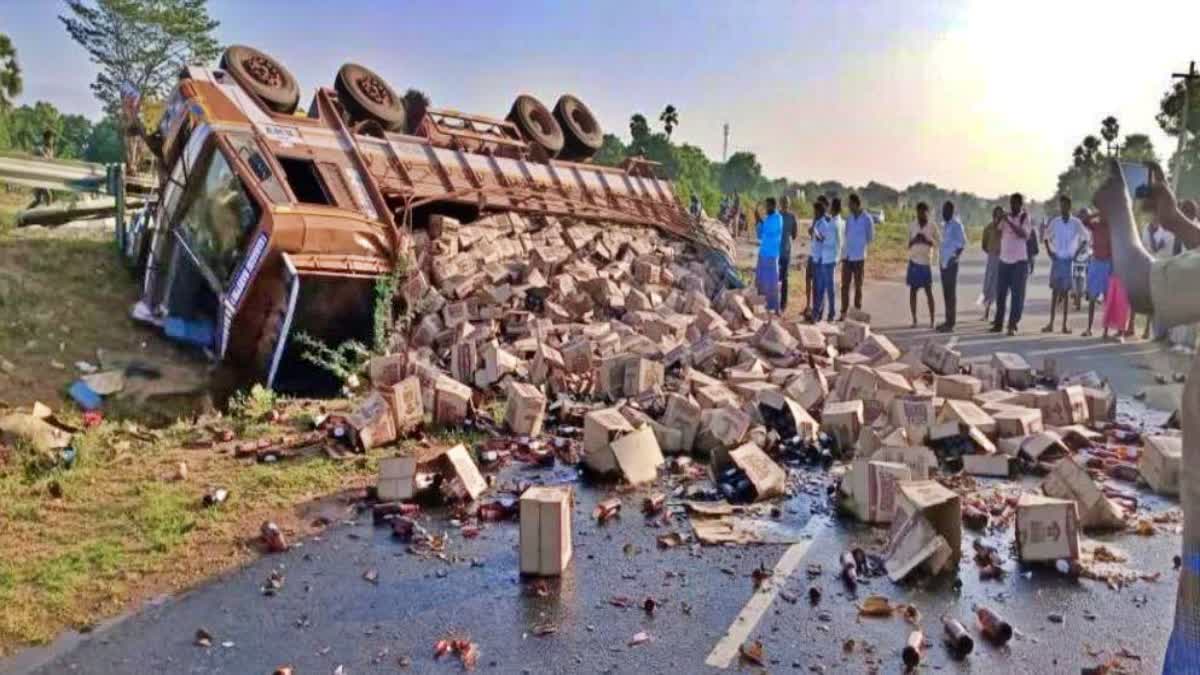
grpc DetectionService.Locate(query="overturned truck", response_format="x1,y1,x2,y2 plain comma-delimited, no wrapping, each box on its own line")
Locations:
123,45,733,393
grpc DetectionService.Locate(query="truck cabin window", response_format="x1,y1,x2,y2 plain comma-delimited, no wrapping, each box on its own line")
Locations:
177,149,260,284
277,156,333,205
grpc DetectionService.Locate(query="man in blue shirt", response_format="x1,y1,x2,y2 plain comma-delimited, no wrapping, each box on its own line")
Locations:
755,197,783,312
937,201,966,332
811,199,840,321
841,193,875,319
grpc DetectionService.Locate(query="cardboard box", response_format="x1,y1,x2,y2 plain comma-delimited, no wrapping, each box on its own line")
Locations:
757,321,798,356
837,366,878,402
505,382,547,436
974,389,1020,408
377,456,416,501
822,400,864,450
663,393,702,452
623,358,664,397
993,407,1043,438
560,337,594,373
729,443,787,501
939,399,995,435
856,334,901,366
766,396,819,442
1020,431,1068,462
992,352,1033,389
921,341,961,375
1141,435,1182,495
596,353,637,400
369,354,407,390
885,481,962,581
1038,385,1089,427
962,453,1014,478
890,398,936,444
387,376,424,432
846,308,871,323
784,367,828,410
450,340,478,385
874,370,914,403
519,486,573,576
935,374,983,401
647,419,685,454
857,425,885,458
440,444,488,501
873,445,938,480
706,405,752,448
610,425,666,485
843,460,912,523
1083,387,1115,422
433,377,472,425
348,391,397,450
839,320,870,351
696,383,741,410
795,325,826,353
1015,493,1080,562
1041,456,1125,529
583,408,635,473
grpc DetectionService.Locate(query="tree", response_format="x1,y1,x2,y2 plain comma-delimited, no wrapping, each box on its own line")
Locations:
719,151,761,195
1120,133,1158,163
84,115,123,162
1156,79,1200,138
0,34,21,112
1100,116,1120,157
659,104,678,139
628,113,650,149
58,114,94,159
60,0,221,164
401,88,430,135
593,133,627,167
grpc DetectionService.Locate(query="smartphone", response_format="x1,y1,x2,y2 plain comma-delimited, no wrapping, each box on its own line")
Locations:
1119,161,1151,199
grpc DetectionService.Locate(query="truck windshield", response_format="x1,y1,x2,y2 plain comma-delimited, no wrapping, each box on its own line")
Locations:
177,147,261,284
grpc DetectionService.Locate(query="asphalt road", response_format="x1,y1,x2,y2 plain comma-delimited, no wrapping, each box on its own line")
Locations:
5,250,1188,675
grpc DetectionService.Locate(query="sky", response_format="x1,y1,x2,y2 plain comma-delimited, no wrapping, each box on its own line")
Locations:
3,0,1199,199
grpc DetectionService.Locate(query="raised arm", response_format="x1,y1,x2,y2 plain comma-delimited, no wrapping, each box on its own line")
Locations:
1094,160,1155,313
1148,162,1200,250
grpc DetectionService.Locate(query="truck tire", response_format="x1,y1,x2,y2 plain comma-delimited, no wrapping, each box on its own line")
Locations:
507,95,564,158
220,45,300,114
335,63,406,132
554,94,603,161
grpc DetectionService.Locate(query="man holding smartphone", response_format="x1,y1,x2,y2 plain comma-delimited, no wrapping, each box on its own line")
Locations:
1094,159,1199,674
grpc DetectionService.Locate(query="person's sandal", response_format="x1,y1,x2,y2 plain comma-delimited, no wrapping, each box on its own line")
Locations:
1081,330,1092,337
1041,324,1054,333
1062,326,1072,334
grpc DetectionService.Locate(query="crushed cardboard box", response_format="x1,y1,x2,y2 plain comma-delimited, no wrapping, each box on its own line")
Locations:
842,460,912,523
885,481,962,581
1041,456,1125,530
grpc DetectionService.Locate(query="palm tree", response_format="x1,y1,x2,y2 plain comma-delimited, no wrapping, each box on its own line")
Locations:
659,104,678,139
402,88,430,135
0,34,22,112
1100,116,1120,157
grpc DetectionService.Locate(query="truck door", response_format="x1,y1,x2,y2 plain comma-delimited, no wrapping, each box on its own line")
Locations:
263,253,300,388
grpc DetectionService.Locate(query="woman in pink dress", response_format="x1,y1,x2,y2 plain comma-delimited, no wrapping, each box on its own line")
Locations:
1102,273,1132,341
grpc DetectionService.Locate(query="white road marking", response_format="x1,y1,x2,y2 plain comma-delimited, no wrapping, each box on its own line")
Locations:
704,517,829,669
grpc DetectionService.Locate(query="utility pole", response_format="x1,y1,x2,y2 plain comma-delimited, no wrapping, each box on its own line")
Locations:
1171,61,1198,193
722,123,729,162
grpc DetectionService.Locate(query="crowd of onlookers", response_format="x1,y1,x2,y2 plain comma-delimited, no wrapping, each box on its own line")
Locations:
731,189,1196,341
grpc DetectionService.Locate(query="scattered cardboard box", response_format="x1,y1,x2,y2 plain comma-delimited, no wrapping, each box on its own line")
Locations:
921,341,961,375
520,486,574,576
729,443,786,501
1041,456,1125,530
1020,431,1068,462
873,445,939,480
993,352,1033,389
890,398,936,444
348,391,397,450
1015,494,1080,562
939,399,995,435
962,453,1014,478
822,400,864,450
1140,435,1182,495
993,407,1043,438
433,377,472,425
843,460,912,523
1038,385,1089,427
885,481,962,581
439,444,488,501
935,375,982,401
505,382,547,436
377,456,416,501
610,425,666,485
1083,387,1115,422
387,377,424,433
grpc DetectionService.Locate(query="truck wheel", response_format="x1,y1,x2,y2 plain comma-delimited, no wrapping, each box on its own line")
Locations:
220,45,300,114
335,63,406,132
554,94,603,161
507,95,564,158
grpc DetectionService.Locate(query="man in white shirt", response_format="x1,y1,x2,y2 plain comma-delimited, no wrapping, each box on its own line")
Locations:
1042,195,1087,334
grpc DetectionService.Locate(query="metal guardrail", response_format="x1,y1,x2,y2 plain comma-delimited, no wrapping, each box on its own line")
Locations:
0,153,154,193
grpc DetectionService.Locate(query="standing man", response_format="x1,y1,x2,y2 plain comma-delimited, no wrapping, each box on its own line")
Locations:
810,199,839,321
1081,208,1113,338
937,201,965,333
778,196,799,312
754,198,783,312
907,202,938,328
804,195,830,320
991,193,1031,336
841,193,874,320
1042,195,1087,334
